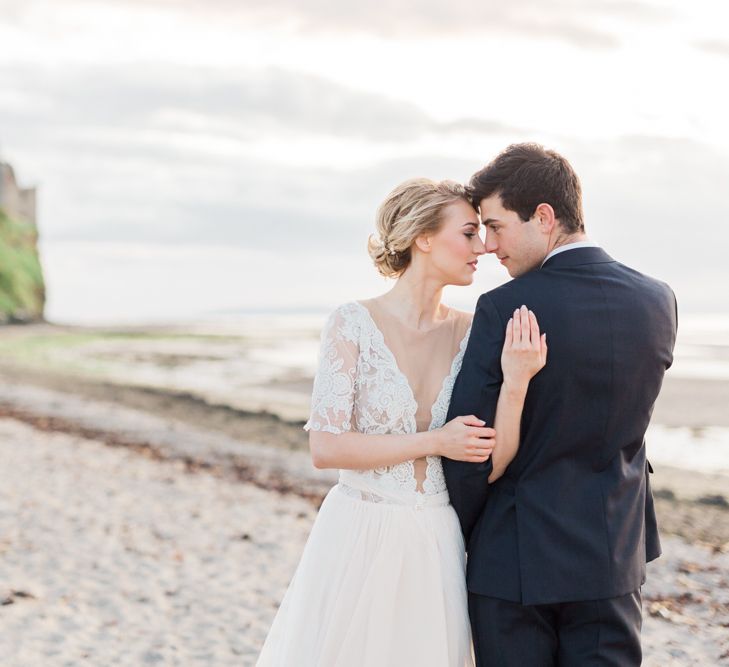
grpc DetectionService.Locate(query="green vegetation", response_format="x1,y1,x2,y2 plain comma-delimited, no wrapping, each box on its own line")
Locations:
0,328,248,377
0,331,100,365
0,207,45,322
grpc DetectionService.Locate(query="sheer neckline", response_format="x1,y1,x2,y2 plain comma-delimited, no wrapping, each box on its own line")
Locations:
352,300,470,432
356,298,455,334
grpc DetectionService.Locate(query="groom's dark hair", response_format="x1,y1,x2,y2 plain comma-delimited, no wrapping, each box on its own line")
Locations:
468,143,585,233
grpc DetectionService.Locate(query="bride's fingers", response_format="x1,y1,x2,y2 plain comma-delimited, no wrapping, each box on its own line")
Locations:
504,317,514,348
513,308,521,344
541,332,548,359
529,310,540,349
467,437,495,449
520,305,530,344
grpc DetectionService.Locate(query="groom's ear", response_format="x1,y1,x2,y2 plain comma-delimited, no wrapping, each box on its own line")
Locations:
535,203,557,235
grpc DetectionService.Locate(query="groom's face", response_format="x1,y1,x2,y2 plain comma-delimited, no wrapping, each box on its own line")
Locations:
479,195,547,278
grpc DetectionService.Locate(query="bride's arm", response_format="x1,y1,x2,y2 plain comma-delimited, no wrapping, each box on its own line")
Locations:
306,306,496,472
488,306,547,483
310,416,495,470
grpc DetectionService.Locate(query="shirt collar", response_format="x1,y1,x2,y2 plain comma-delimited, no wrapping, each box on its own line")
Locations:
540,241,599,268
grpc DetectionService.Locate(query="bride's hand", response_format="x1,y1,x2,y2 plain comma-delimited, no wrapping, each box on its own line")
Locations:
501,305,547,392
433,415,496,462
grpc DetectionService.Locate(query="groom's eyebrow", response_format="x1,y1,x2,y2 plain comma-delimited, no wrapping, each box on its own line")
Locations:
482,217,500,225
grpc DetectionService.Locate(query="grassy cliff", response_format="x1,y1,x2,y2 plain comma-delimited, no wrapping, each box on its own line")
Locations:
0,208,45,323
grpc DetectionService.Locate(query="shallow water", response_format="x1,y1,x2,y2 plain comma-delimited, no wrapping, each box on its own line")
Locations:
4,311,729,476
647,425,729,476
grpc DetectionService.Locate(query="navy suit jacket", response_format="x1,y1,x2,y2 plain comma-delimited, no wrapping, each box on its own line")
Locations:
443,247,677,605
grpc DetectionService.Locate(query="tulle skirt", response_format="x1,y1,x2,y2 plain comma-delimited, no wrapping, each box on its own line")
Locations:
256,482,473,666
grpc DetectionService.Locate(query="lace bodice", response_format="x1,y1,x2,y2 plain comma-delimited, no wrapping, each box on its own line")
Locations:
304,301,471,501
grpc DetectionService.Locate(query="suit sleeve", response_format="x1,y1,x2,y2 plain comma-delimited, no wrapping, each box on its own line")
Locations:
668,288,678,369
442,293,505,542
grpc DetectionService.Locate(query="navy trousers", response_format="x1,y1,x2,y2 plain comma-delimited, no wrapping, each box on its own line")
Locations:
469,589,642,666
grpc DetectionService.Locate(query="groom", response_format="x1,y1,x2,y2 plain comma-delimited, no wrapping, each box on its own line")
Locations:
443,143,677,666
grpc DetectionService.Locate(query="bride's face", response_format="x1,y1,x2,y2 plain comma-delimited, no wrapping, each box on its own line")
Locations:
417,199,486,286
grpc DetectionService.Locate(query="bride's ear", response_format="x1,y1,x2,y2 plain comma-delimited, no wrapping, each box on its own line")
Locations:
414,234,432,253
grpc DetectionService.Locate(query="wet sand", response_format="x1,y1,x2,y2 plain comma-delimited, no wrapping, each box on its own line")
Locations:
1,324,728,664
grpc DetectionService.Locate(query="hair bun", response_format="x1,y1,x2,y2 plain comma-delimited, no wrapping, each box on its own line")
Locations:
367,178,470,278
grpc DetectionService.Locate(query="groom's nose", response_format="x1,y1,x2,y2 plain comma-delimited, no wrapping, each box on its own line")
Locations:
485,233,498,254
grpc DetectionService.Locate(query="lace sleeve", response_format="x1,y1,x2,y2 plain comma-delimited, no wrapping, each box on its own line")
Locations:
304,305,360,434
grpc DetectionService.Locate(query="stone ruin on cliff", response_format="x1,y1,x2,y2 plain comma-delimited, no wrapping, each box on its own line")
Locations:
0,160,37,226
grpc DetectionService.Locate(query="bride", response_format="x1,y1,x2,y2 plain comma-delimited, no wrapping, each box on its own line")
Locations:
256,178,547,666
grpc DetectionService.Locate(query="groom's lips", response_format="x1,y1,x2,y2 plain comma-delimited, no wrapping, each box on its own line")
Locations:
498,256,508,264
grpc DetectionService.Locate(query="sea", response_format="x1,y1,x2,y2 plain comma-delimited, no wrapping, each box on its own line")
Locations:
184,310,729,476
36,309,729,477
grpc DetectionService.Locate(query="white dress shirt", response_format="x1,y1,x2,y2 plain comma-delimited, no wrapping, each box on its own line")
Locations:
541,240,599,268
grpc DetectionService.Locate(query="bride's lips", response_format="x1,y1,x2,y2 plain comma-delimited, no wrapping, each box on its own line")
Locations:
467,260,478,270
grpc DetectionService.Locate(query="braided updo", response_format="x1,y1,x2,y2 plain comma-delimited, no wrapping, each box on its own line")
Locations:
367,178,471,278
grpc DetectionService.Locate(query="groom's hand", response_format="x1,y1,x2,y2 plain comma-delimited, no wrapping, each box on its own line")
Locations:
434,415,495,463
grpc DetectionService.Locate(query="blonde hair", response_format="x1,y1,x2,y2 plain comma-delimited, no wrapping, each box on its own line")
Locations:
367,178,471,278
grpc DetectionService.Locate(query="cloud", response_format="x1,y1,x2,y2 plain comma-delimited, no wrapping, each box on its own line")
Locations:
34,149,482,251
0,63,525,145
0,57,531,262
0,0,672,49
3,56,726,267
0,60,491,245
565,135,729,286
39,134,729,319
1,49,727,317
233,0,667,46
232,0,623,48
695,40,729,58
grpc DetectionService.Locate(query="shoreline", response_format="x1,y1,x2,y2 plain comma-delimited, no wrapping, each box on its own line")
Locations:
1,363,728,550
3,320,729,427
1,362,728,664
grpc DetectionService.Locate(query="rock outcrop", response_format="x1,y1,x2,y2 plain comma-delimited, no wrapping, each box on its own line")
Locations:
0,161,45,323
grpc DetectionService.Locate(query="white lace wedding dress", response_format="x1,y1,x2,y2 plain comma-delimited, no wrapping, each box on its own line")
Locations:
256,301,474,667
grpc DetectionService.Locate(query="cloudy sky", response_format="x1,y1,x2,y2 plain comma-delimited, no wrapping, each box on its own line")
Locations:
0,0,727,323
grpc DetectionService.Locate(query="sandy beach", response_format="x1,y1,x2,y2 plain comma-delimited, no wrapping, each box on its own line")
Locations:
1,323,728,665
0,417,318,665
